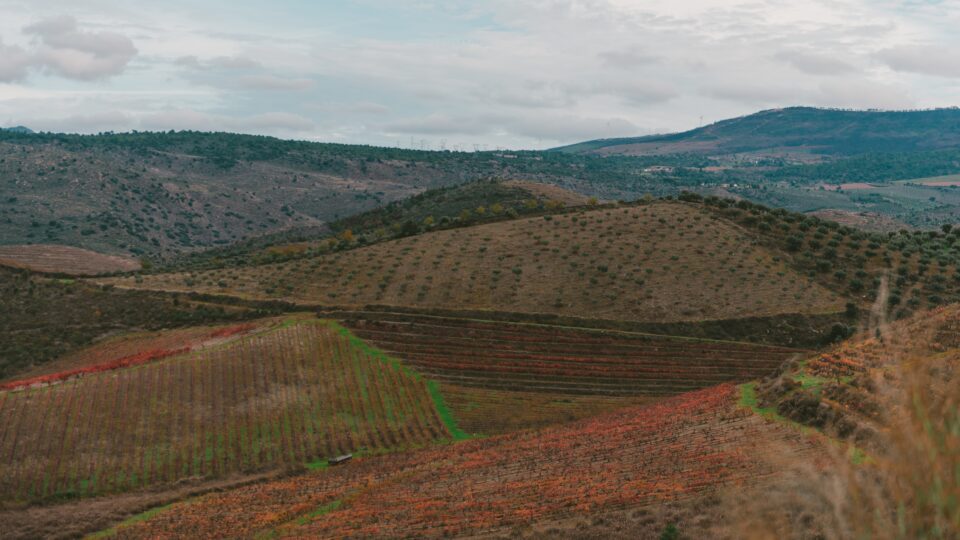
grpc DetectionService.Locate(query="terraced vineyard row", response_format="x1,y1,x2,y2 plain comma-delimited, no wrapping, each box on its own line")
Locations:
0,322,260,390
345,316,803,395
114,384,819,538
0,320,450,503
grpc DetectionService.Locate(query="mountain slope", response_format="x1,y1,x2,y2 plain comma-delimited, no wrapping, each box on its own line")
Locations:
157,179,589,273
100,201,845,323
0,131,697,259
557,107,960,157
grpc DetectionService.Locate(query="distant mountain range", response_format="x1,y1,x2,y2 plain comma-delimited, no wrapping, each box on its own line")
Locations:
5,106,960,260
555,107,960,157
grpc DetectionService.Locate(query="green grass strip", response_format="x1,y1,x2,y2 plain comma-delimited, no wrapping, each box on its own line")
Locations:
295,499,342,525
305,459,330,471
426,380,470,441
86,503,175,539
322,319,471,441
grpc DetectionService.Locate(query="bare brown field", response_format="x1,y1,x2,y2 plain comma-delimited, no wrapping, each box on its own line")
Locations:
502,180,593,206
0,244,140,275
806,209,912,233
101,202,845,323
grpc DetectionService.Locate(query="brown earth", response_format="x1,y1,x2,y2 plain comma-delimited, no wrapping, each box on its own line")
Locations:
99,202,845,324
0,244,140,275
502,180,593,206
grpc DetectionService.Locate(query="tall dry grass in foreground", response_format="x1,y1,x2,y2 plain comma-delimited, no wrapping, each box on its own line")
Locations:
729,278,959,539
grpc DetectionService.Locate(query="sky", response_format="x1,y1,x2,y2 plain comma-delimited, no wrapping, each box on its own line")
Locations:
0,0,958,150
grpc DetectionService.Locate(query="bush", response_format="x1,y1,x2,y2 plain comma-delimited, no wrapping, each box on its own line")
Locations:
659,524,679,540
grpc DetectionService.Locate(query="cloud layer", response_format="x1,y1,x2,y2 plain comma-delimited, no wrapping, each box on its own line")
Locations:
0,1,959,148
0,16,137,82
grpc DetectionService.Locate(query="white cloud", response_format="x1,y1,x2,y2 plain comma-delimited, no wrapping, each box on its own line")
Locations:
384,111,638,142
27,110,133,133
0,39,31,82
237,75,314,91
2,1,960,147
24,15,137,80
140,108,313,133
775,50,856,76
876,45,960,78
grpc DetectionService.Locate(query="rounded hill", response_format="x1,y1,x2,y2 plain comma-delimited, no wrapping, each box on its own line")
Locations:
102,201,845,323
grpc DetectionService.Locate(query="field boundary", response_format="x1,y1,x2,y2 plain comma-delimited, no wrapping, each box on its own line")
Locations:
323,319,470,441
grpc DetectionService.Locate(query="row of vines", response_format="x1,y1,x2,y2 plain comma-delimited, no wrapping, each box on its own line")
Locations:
0,320,450,503
346,316,802,395
114,384,820,538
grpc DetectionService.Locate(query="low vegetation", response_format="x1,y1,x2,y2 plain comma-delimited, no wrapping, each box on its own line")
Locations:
0,130,704,258
0,267,260,380
102,201,845,323
345,315,802,395
686,193,960,319
157,179,586,273
0,318,453,504
103,384,816,538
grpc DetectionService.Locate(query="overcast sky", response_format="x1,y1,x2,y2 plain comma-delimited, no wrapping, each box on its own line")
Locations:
0,0,958,149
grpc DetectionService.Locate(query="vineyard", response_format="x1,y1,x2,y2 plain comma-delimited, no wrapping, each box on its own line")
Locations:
344,315,803,396
0,321,262,389
112,384,820,538
438,383,654,435
0,319,451,503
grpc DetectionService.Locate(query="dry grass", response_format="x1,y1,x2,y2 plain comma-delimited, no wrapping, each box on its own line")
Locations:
502,180,593,206
0,244,140,275
102,202,844,323
725,285,960,539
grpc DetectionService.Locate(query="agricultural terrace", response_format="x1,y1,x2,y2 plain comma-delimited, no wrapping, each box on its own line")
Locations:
0,244,140,276
753,302,960,448
0,319,452,503
112,384,819,539
0,320,264,387
345,316,803,396
101,202,845,323
438,383,653,436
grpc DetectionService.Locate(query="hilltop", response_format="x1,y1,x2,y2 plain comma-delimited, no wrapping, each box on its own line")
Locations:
158,179,590,273
100,200,846,325
556,107,960,158
103,192,960,337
